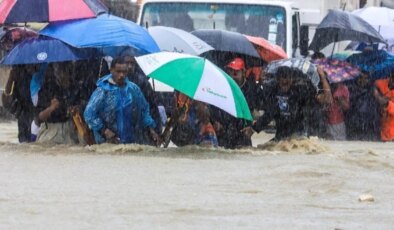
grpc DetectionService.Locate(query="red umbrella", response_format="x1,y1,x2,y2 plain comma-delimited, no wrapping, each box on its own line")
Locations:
0,26,37,51
0,0,108,24
244,35,288,62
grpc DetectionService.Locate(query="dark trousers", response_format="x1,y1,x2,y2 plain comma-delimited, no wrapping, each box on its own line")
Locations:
17,110,33,143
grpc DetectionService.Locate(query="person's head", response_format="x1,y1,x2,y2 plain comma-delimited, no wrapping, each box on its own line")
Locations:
276,66,293,92
123,55,137,74
357,71,370,88
110,57,128,86
53,62,73,88
225,57,246,85
120,48,137,74
311,52,325,60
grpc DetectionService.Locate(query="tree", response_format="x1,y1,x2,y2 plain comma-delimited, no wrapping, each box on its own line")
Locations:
101,0,139,21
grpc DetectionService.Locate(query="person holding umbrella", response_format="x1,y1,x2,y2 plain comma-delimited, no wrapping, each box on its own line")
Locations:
211,57,256,149
346,71,380,141
325,82,350,141
35,62,80,144
242,66,332,142
1,64,38,143
84,57,161,145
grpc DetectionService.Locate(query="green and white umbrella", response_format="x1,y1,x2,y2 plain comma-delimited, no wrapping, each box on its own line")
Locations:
135,52,252,121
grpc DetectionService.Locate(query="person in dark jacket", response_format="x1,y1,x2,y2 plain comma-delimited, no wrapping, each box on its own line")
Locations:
1,65,37,142
35,62,80,144
346,71,380,141
242,66,331,141
210,57,253,149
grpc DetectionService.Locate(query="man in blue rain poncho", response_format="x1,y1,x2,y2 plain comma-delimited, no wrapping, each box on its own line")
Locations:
84,57,161,145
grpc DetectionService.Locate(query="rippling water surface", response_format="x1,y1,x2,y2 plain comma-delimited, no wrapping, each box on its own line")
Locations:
1,121,394,229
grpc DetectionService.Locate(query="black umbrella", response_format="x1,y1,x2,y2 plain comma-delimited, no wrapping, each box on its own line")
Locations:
309,9,386,51
191,29,263,68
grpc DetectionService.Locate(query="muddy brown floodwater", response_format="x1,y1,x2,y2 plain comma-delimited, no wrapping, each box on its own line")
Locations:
0,121,393,229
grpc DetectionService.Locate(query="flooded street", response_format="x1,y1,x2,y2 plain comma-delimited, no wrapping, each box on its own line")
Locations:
0,121,394,229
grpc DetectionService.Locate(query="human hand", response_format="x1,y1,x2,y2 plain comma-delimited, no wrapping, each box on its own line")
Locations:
103,128,116,139
241,126,254,138
149,128,162,147
317,67,326,79
213,121,223,133
49,98,60,111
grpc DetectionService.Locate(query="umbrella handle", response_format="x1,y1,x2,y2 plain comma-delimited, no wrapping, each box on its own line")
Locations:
3,81,15,96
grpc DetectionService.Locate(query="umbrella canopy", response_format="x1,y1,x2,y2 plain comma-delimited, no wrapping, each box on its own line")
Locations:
309,9,386,51
331,50,361,61
352,7,394,50
0,26,37,51
135,52,252,121
191,29,263,68
313,58,360,83
191,29,260,58
1,36,99,65
346,50,394,79
148,26,213,55
40,13,160,56
265,58,320,91
0,0,107,24
244,35,288,62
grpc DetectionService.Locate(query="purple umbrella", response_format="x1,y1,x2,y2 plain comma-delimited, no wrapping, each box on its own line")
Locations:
313,58,361,83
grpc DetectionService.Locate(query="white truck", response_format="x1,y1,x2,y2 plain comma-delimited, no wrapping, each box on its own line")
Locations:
136,0,373,57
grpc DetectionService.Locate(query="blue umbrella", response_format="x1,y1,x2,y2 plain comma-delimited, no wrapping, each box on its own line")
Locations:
40,13,160,56
1,36,99,65
346,50,394,79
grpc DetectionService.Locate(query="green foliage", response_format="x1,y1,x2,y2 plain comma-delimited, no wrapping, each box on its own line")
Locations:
101,0,139,21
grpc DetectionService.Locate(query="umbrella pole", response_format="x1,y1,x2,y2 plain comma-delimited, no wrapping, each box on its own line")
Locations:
161,106,184,148
331,41,336,57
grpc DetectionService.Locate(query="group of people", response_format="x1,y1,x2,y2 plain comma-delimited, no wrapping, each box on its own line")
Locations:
2,51,394,148
1,53,164,146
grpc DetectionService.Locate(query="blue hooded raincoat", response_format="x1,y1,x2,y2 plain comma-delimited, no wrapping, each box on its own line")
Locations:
84,74,156,144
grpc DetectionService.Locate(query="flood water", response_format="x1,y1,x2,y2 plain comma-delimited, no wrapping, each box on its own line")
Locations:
0,121,394,229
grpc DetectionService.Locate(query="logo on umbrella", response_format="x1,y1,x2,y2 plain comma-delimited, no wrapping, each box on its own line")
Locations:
37,52,48,61
202,87,227,99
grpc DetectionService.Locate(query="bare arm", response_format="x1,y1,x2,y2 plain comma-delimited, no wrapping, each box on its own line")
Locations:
373,87,388,107
38,98,60,122
315,67,333,105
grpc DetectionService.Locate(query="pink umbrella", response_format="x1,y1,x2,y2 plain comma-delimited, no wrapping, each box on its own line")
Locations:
0,0,107,24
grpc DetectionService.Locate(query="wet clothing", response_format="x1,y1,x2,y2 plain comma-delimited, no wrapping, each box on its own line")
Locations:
252,81,315,141
37,120,78,144
346,82,380,141
36,76,79,123
326,84,349,125
128,69,162,144
35,69,81,144
171,93,218,147
242,75,264,112
326,122,346,141
375,79,394,141
198,122,218,147
210,106,252,149
2,67,35,143
84,74,156,144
